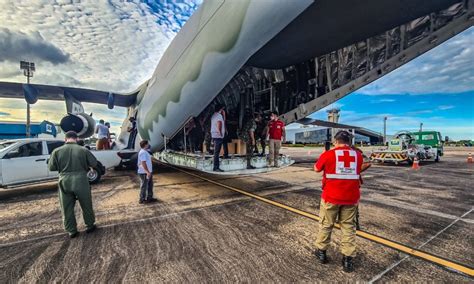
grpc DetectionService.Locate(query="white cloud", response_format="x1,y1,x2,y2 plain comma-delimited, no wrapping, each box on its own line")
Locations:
438,105,455,110
406,109,433,115
371,98,396,103
319,102,344,112
0,0,184,92
0,1,199,133
359,27,474,95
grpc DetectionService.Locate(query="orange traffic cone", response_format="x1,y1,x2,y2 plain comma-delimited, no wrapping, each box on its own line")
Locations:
468,153,473,163
412,157,420,170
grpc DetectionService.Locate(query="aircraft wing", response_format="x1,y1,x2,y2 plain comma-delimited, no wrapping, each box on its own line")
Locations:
297,118,362,130
0,81,137,109
297,118,383,141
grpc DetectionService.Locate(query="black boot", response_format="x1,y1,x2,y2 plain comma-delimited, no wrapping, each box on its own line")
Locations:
69,231,79,239
314,249,328,264
86,225,97,234
342,256,354,272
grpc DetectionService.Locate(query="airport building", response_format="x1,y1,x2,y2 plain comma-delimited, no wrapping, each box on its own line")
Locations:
294,127,371,144
289,109,383,144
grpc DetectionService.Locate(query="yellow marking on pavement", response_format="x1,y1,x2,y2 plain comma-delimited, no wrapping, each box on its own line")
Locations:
167,164,474,277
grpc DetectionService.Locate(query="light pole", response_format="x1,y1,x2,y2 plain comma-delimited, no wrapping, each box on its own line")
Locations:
383,116,387,145
20,61,35,137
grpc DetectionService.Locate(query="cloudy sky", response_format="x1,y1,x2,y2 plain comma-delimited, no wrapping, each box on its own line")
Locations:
0,1,473,140
0,0,201,132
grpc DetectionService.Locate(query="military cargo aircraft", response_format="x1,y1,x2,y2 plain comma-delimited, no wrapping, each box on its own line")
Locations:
0,0,472,173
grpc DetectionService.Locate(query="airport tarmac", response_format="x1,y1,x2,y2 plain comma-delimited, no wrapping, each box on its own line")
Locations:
0,147,473,282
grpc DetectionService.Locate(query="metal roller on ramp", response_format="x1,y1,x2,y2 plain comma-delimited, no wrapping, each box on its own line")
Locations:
155,151,295,175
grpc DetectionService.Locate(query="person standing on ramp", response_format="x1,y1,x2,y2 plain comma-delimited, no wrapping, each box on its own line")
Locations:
313,130,371,272
267,111,285,167
137,140,158,204
48,131,98,238
211,104,226,172
240,111,257,169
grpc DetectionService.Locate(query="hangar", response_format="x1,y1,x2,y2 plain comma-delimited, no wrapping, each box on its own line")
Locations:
294,118,384,145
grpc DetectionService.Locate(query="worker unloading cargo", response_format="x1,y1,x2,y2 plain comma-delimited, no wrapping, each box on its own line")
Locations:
211,104,226,172
313,130,371,272
254,112,267,156
95,119,110,150
127,117,138,149
221,108,230,159
240,111,257,169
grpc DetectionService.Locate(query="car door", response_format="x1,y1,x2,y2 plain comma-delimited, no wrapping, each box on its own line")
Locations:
46,141,65,177
1,141,49,185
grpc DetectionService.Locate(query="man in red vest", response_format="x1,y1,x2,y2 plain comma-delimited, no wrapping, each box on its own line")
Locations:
313,130,371,272
266,111,286,167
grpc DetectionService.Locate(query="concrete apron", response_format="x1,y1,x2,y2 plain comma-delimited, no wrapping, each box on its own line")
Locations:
155,150,295,175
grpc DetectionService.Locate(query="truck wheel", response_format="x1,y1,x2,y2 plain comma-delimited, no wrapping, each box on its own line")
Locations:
88,168,102,184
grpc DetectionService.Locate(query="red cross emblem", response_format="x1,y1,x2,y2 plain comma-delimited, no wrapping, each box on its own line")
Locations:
337,151,356,167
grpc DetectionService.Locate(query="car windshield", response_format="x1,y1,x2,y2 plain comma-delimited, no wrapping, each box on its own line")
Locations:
0,141,16,150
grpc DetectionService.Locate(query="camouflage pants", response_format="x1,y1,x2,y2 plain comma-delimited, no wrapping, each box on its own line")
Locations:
315,199,357,257
246,143,254,167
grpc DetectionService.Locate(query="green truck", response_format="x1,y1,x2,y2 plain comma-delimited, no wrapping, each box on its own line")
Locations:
370,130,444,164
412,131,444,160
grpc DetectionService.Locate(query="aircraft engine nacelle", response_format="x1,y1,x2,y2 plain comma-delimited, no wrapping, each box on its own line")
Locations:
60,113,96,138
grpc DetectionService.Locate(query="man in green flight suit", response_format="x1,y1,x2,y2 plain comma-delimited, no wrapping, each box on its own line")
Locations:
48,131,98,238
240,111,257,169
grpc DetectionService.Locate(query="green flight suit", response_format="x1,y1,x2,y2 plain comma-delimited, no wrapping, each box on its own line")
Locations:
48,142,98,235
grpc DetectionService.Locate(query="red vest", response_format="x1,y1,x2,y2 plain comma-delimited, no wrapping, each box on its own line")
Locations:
314,146,363,205
268,120,285,140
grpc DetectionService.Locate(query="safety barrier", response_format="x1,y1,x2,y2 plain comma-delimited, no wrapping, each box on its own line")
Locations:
370,151,409,163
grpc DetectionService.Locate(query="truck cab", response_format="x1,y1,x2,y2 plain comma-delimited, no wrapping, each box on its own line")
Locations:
412,131,444,160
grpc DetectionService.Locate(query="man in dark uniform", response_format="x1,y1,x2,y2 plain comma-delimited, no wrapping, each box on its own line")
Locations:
48,131,98,238
240,112,257,169
127,117,138,149
221,107,230,159
253,113,267,156
189,117,205,152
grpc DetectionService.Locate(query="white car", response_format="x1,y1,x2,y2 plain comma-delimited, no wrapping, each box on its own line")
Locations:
0,138,122,187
